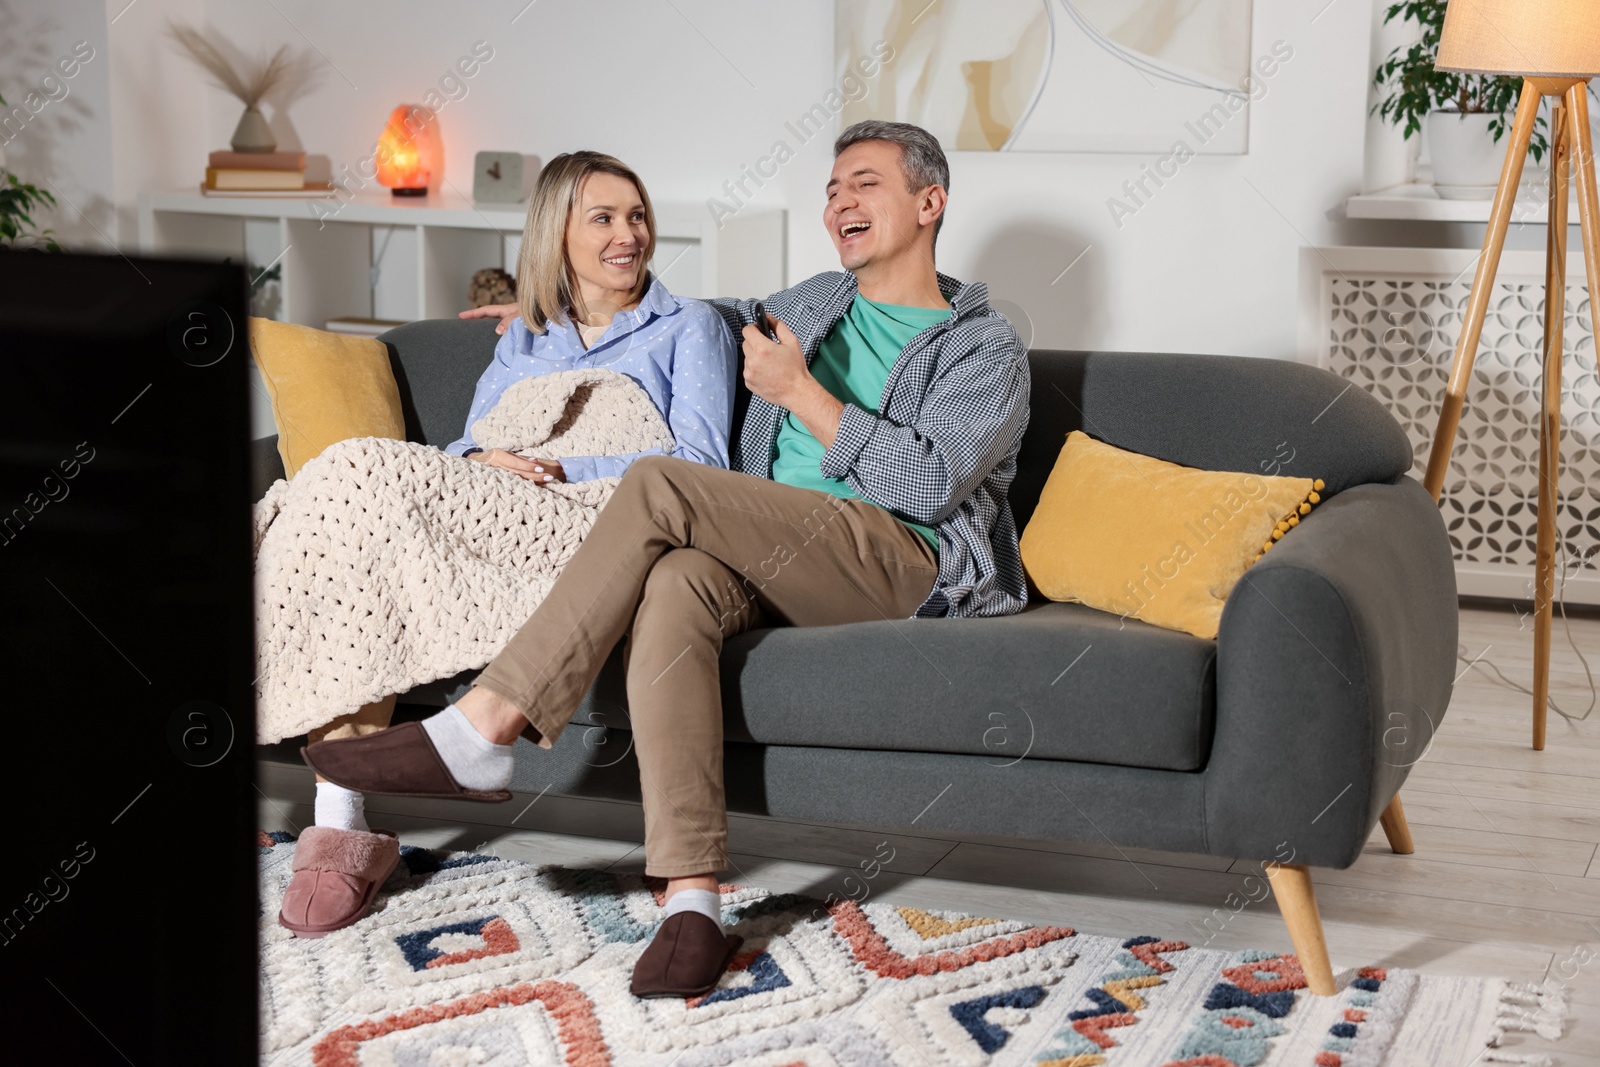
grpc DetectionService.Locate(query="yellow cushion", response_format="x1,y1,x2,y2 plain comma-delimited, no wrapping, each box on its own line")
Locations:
1019,431,1325,639
248,318,406,478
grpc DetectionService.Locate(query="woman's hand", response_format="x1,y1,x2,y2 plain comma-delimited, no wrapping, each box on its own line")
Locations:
459,304,520,336
468,449,566,484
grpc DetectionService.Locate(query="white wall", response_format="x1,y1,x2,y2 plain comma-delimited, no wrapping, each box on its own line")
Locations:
0,0,114,247
105,0,209,248
13,0,1446,359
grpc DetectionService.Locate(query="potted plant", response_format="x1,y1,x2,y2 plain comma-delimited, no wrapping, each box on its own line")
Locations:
1372,0,1548,199
0,94,60,251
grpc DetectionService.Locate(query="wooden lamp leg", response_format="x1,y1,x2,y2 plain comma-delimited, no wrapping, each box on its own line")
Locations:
1379,795,1416,854
1266,863,1336,995
1533,98,1573,751
1563,91,1600,757
1423,81,1544,503
1571,84,1600,351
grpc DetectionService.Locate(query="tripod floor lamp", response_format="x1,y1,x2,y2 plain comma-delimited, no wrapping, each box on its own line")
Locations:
1421,0,1600,751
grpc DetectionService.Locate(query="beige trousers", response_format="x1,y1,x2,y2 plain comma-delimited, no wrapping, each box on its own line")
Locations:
474,455,939,877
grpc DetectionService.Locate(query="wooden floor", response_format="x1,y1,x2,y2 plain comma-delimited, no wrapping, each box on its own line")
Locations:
258,597,1600,1065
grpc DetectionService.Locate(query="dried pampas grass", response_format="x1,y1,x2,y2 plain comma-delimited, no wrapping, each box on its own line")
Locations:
166,22,291,107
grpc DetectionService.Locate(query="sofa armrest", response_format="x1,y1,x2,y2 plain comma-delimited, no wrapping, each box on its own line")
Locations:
1206,475,1457,868
251,435,285,500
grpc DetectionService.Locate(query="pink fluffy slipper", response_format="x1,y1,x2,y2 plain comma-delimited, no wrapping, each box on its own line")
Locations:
278,826,401,938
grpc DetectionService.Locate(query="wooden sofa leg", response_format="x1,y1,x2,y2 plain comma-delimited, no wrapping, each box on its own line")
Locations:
1265,862,1336,995
1379,795,1416,855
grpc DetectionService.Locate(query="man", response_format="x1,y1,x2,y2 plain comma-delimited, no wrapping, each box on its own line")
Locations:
304,120,1032,998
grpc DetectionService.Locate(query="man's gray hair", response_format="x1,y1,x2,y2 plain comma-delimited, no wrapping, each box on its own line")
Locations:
834,120,949,243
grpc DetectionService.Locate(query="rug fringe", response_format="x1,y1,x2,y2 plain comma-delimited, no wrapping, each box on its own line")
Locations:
1486,980,1568,1044
1482,1053,1555,1066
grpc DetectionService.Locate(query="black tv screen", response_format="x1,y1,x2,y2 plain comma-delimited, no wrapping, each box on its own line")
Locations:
0,249,257,1063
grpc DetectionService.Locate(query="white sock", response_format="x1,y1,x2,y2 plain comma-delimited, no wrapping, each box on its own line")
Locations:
421,704,515,792
314,781,369,832
664,888,723,931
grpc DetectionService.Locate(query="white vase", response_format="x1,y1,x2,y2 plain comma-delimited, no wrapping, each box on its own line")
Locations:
230,106,276,154
1426,111,1505,200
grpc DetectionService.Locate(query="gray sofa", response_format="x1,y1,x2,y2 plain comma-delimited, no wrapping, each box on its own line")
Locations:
254,317,1457,994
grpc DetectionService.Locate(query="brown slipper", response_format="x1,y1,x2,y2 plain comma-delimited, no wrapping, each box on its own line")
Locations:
629,912,745,999
301,721,513,803
278,826,401,938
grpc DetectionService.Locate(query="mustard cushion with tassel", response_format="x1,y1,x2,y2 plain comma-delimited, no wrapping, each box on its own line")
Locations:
249,318,406,478
1019,430,1325,640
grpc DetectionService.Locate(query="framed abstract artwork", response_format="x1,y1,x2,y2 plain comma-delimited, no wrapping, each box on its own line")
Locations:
837,0,1262,154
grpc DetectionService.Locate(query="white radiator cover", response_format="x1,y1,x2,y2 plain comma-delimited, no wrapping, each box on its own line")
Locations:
1299,246,1599,605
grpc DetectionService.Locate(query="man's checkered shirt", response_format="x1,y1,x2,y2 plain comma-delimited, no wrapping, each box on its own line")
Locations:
713,270,1031,618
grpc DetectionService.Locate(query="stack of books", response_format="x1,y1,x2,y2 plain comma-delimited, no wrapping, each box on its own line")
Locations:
201,151,330,197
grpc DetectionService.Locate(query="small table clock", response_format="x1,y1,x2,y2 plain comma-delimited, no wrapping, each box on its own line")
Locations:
473,151,526,204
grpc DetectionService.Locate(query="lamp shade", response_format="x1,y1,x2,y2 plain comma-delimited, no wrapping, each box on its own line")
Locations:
1437,0,1600,77
375,104,443,196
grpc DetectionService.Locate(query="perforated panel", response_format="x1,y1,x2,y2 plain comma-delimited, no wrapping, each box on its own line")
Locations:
1324,273,1599,603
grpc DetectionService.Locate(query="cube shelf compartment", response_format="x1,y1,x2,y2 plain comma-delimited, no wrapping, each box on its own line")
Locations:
138,188,785,325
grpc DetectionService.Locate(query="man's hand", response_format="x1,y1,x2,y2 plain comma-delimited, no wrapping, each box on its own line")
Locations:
459,304,519,336
740,316,845,448
740,317,811,410
468,449,566,484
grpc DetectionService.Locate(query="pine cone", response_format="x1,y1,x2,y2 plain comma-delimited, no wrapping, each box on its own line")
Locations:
468,268,517,308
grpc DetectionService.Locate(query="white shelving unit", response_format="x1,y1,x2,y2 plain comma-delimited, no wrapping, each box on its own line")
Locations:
137,189,785,326
1344,182,1581,224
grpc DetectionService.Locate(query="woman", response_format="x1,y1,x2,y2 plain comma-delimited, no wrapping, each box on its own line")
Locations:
278,151,737,938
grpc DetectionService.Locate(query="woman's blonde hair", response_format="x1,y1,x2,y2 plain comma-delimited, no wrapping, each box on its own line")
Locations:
515,151,656,334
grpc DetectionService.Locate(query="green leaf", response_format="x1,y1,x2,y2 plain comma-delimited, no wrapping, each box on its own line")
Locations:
0,161,61,248
1370,1,1545,162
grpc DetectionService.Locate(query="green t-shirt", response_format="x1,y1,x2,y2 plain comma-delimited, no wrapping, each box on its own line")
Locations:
770,293,947,553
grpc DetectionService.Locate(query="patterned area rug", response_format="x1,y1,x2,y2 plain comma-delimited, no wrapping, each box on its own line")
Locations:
259,832,1565,1067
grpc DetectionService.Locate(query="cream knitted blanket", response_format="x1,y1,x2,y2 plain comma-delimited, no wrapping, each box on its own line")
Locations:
253,368,675,744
